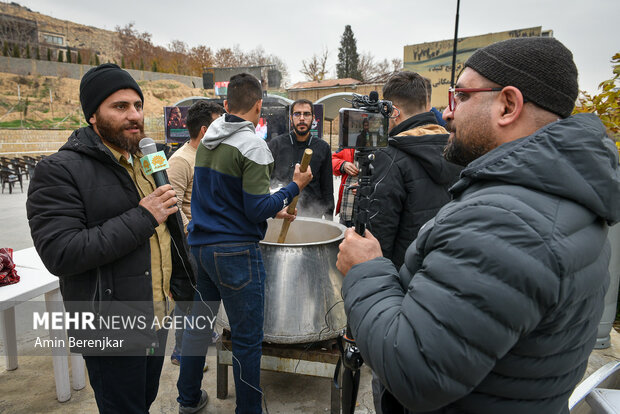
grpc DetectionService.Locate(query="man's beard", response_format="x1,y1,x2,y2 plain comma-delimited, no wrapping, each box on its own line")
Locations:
443,134,490,167
96,115,144,155
443,118,496,167
293,121,310,137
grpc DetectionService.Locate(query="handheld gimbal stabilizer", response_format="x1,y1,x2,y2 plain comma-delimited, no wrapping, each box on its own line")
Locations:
336,91,393,413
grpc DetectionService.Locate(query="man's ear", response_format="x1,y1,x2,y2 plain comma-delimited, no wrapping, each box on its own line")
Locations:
497,86,525,127
200,125,208,137
392,105,403,124
223,100,230,113
89,113,96,125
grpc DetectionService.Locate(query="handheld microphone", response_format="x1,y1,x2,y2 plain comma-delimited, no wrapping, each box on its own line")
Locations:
368,90,379,104
139,137,169,188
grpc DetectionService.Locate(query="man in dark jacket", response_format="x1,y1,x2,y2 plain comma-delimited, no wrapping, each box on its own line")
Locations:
369,71,462,268
337,37,620,414
268,99,334,218
26,63,196,414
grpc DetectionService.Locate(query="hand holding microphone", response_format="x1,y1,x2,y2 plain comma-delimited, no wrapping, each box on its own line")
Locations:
139,185,178,224
138,137,178,224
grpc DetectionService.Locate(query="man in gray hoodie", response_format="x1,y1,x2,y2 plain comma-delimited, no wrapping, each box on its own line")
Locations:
337,37,620,413
177,73,312,414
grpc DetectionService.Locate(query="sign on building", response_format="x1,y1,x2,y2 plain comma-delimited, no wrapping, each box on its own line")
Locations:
404,27,552,108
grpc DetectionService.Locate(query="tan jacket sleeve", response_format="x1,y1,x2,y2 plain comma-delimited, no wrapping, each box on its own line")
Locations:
167,156,191,232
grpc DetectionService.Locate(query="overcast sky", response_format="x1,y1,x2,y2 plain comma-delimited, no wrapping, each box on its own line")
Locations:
12,0,619,94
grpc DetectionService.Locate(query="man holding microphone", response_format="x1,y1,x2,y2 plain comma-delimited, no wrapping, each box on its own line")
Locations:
27,63,195,413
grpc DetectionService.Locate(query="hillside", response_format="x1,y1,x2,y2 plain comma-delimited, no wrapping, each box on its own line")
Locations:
0,72,214,129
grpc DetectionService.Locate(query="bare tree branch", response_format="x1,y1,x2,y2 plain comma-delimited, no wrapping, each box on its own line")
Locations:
300,48,329,82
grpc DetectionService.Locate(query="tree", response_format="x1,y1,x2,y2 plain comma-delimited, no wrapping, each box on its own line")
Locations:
337,25,361,80
357,52,400,82
267,55,289,87
301,48,329,82
95,54,100,65
47,48,51,61
392,58,403,72
66,46,71,63
57,50,63,62
573,52,620,137
12,44,20,58
358,51,376,82
189,45,214,75
214,47,240,67
166,40,190,74
151,60,158,72
25,44,30,59
35,47,40,60
244,46,289,85
115,23,155,71
77,52,82,64
3,42,8,56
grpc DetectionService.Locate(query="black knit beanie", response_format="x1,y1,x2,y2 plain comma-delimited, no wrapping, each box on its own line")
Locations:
80,63,144,124
464,37,578,118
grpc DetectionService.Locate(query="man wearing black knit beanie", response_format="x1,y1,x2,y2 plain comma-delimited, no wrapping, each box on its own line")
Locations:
337,36,620,414
26,64,196,413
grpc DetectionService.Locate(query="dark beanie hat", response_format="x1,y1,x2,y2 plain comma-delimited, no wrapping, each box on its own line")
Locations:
80,63,144,124
464,37,578,118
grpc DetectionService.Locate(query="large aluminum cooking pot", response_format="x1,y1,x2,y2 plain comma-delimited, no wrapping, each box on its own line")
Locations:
218,217,347,343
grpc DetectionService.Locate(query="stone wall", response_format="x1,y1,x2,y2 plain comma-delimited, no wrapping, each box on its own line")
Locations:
0,56,203,88
0,128,165,157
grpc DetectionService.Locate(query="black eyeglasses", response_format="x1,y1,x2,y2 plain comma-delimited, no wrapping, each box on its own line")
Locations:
448,87,503,111
292,111,313,119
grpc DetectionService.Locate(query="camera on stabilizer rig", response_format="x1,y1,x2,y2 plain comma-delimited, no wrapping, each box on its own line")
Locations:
336,92,395,413
338,91,393,150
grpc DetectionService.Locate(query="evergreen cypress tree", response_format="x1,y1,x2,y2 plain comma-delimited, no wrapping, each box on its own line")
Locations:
121,56,125,68
336,25,362,80
12,44,20,58
151,61,158,72
77,52,82,64
36,47,40,60
66,46,71,63
26,44,31,59
95,54,100,65
47,48,52,61
3,42,8,56
58,50,64,62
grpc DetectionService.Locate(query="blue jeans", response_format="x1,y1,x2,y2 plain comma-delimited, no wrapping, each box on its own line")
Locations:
173,302,190,352
177,242,265,414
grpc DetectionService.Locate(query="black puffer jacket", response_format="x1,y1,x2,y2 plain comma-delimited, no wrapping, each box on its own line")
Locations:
343,114,620,414
368,112,462,268
27,126,196,350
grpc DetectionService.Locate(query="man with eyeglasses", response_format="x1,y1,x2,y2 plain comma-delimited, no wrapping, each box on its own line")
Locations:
268,99,334,218
337,37,620,414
